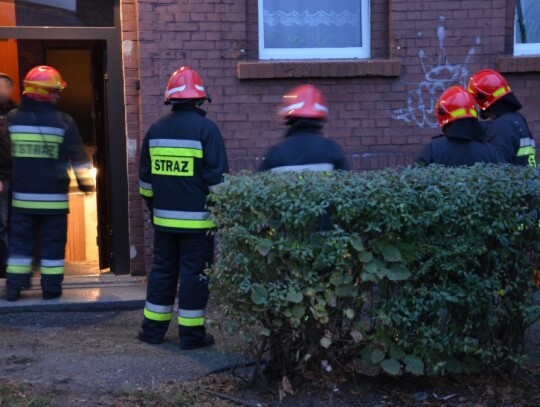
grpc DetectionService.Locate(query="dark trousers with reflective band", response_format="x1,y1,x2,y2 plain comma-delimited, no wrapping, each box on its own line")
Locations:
6,212,67,292
141,230,214,343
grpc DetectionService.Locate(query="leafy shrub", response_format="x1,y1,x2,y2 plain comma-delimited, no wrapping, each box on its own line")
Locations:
208,165,540,380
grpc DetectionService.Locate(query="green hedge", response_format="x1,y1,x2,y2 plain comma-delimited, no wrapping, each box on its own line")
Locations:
208,165,540,379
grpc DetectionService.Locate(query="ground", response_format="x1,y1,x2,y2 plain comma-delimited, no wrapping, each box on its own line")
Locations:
2,300,540,406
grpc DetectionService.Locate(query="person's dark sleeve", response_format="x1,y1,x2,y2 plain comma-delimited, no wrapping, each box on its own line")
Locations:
138,130,153,200
257,147,277,172
415,142,433,166
202,121,229,190
0,120,11,180
64,114,94,193
332,142,349,171
485,119,520,165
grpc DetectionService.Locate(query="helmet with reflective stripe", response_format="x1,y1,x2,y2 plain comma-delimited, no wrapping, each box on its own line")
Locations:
23,65,67,102
435,86,478,127
280,84,329,120
467,69,512,110
164,66,206,104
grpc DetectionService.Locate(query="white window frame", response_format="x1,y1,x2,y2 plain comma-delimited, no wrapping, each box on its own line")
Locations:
258,0,371,60
514,3,540,56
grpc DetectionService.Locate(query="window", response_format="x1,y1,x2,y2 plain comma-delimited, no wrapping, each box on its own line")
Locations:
515,0,540,56
0,0,114,27
258,0,370,60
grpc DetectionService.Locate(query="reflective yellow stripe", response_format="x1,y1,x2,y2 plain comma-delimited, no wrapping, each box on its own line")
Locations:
153,216,215,229
139,187,154,198
517,146,536,157
492,86,510,98
12,199,69,210
11,133,64,143
449,108,477,118
41,267,64,275
178,316,205,327
144,308,173,322
149,147,203,158
7,265,32,274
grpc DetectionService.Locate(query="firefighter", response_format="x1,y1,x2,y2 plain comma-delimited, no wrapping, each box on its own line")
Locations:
4,66,94,301
258,84,349,172
138,67,229,349
468,69,537,167
0,72,17,278
416,86,502,166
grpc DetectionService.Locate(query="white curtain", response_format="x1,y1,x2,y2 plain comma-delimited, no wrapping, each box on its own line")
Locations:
263,0,362,49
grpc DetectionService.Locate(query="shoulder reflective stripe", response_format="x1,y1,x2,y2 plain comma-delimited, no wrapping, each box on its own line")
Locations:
153,209,209,220
145,302,174,314
12,193,68,201
11,134,64,143
178,316,205,327
41,259,65,267
517,146,536,157
7,265,32,274
8,125,65,136
149,139,202,150
178,309,205,318
520,138,536,148
270,163,335,173
12,200,69,210
41,266,64,275
153,217,215,229
7,256,32,266
144,308,173,322
150,147,203,159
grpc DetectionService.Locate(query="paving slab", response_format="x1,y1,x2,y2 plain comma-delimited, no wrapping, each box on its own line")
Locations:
0,273,147,314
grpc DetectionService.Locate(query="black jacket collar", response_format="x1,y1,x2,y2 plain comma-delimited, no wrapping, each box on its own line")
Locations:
19,95,58,113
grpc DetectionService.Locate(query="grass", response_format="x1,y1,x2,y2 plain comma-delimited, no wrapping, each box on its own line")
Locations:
0,381,52,407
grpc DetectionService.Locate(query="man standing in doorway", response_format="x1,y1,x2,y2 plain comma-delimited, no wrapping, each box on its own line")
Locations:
4,65,94,301
138,67,229,349
0,72,17,278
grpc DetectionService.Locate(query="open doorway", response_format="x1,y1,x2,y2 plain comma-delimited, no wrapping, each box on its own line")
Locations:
13,39,111,275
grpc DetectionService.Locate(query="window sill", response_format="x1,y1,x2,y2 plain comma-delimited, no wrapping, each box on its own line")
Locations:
497,55,540,73
236,59,402,80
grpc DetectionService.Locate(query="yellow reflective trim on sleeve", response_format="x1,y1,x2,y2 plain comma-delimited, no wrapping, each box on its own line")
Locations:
151,156,194,176
7,265,32,274
153,216,215,229
139,187,154,198
41,267,64,275
517,146,536,157
178,316,205,327
10,134,64,143
12,200,69,210
144,308,174,322
149,147,203,158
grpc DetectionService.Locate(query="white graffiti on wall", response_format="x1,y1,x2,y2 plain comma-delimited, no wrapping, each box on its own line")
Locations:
391,20,479,128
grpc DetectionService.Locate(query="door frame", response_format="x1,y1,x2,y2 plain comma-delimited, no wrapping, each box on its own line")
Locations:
0,11,130,274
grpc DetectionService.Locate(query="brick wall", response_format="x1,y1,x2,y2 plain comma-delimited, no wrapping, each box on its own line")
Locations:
122,0,540,273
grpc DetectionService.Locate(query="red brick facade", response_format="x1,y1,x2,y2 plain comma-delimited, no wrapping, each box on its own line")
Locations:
120,0,540,274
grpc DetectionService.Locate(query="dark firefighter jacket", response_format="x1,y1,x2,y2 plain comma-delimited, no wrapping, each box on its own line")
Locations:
139,105,229,233
6,96,94,214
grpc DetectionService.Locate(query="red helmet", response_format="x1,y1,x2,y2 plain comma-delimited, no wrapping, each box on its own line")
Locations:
435,86,478,127
280,84,329,120
23,65,67,102
164,66,207,104
467,69,512,110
